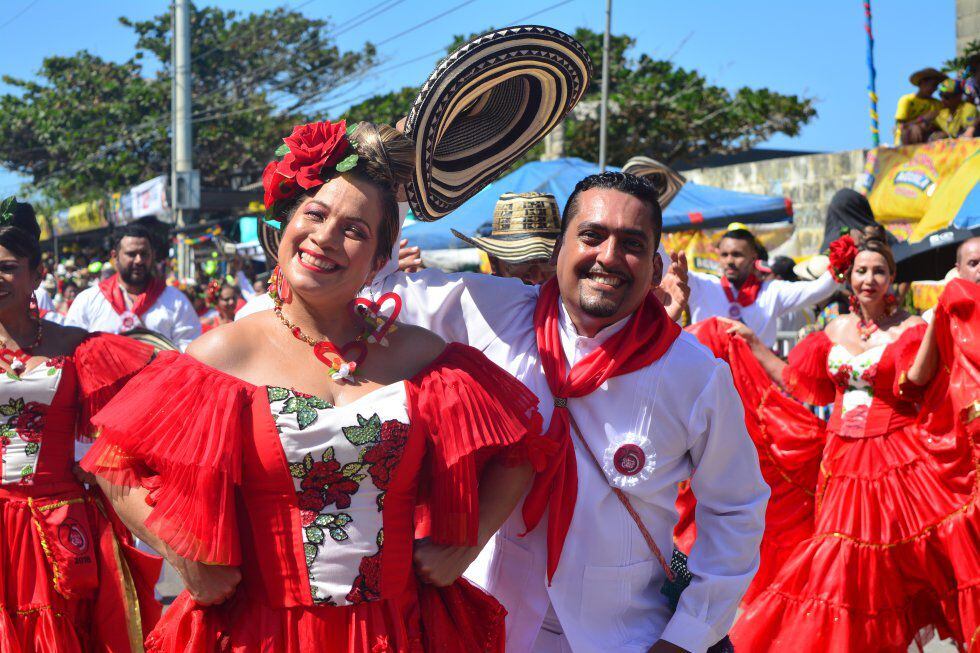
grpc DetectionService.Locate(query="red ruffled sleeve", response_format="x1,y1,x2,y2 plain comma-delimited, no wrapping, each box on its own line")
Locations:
73,332,155,440
408,343,541,547
783,330,836,405
81,352,251,565
891,322,928,401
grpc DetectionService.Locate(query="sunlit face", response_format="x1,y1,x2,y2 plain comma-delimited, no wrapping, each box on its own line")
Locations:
850,250,892,305
0,246,41,314
63,285,78,304
919,78,941,96
491,256,556,286
957,239,980,284
717,237,757,286
278,175,386,305
217,286,238,316
113,237,154,287
555,188,659,329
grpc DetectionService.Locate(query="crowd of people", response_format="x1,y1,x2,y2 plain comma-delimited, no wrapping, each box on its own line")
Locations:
1,25,980,653
894,57,979,144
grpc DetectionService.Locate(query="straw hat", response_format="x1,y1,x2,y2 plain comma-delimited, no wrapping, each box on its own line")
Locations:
621,157,687,209
909,67,946,86
259,218,282,263
792,254,830,281
451,192,560,264
404,25,592,222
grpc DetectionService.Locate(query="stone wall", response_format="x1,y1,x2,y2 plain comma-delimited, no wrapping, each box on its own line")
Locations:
958,0,980,55
683,149,868,256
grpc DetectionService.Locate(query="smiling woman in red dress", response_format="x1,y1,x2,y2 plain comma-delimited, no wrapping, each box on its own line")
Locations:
82,120,539,653
0,198,160,652
723,227,980,652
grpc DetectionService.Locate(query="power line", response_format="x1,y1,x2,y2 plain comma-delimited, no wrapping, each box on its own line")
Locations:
0,0,41,31
375,0,479,47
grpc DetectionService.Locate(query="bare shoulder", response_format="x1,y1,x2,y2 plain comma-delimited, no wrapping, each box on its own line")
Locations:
186,315,262,375
43,321,91,357
823,314,854,342
384,323,447,375
895,313,926,334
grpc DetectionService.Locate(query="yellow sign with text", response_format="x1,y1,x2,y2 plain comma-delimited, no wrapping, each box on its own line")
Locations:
65,201,108,235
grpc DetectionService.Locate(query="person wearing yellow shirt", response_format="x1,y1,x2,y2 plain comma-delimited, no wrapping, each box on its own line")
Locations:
933,78,977,139
894,67,946,144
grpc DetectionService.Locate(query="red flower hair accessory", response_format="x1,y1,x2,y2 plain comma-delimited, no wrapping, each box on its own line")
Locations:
262,120,360,214
828,235,858,282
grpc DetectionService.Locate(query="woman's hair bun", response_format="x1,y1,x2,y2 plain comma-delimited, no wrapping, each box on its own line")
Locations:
0,197,41,242
348,121,414,189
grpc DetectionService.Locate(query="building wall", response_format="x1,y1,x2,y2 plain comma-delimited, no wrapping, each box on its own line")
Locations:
683,149,868,256
958,0,980,55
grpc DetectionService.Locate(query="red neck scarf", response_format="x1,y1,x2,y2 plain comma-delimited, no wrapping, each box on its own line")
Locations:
720,273,762,307
524,278,681,582
98,274,166,318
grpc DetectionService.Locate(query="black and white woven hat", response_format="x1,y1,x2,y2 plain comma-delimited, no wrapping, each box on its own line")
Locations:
621,156,687,209
405,25,592,222
259,218,282,263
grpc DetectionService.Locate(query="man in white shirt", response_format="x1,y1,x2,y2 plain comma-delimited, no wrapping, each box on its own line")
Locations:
67,225,201,350
923,236,980,323
372,173,769,653
688,229,838,348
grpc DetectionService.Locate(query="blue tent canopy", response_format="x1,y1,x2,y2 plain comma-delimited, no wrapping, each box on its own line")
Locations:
402,157,792,249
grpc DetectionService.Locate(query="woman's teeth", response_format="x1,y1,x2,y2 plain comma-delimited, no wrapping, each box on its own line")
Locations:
299,252,338,271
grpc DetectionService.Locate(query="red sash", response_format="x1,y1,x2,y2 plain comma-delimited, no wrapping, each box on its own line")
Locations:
523,278,681,582
98,274,166,319
720,273,762,307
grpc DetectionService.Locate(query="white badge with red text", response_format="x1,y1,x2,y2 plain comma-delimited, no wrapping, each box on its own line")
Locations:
602,433,656,488
118,310,141,331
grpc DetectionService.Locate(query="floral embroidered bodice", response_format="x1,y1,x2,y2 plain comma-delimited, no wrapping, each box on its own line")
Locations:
827,344,885,419
267,382,410,606
0,359,67,485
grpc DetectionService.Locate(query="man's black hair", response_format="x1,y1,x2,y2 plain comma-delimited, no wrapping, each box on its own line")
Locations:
113,224,156,251
560,172,663,243
719,228,766,259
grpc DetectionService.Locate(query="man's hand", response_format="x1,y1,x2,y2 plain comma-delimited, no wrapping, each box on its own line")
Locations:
658,250,690,321
172,559,242,606
413,538,481,587
647,641,689,653
397,239,424,273
718,316,759,344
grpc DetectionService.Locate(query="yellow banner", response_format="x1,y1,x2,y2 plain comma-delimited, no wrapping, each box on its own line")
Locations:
863,139,980,223
37,215,51,242
64,200,108,235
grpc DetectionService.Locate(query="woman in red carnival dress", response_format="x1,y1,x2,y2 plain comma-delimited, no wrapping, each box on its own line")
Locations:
200,280,240,332
724,227,980,652
82,120,540,653
0,197,161,652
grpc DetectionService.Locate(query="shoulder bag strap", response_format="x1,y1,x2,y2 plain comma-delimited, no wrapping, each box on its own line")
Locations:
566,409,675,582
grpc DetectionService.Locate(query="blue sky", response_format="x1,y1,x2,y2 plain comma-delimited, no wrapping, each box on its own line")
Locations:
0,0,958,196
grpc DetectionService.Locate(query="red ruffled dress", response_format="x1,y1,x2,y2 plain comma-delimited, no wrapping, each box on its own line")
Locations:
0,333,161,652
682,318,826,604
82,342,540,653
732,325,980,652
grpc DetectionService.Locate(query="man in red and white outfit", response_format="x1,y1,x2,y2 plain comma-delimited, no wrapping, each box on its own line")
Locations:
371,173,769,653
67,225,201,350
687,229,838,348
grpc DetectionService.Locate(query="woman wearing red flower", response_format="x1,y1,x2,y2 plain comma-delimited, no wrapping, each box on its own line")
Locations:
719,227,980,651
83,120,540,653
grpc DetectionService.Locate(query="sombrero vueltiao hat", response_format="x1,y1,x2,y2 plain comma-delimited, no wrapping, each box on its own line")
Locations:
451,192,560,264
621,157,687,209
260,217,282,263
123,327,179,353
909,67,946,86
405,25,592,222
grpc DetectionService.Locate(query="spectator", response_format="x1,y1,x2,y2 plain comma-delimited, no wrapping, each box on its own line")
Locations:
963,53,980,108
67,225,201,350
933,79,977,139
894,67,946,144
201,281,241,332
56,280,79,315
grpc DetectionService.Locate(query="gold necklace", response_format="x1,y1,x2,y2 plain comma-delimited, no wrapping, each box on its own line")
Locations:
272,295,368,383
0,319,43,374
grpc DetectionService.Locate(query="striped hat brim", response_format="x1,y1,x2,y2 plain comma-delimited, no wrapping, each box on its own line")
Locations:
621,156,686,209
122,327,179,352
405,26,592,222
260,220,281,264
451,228,556,263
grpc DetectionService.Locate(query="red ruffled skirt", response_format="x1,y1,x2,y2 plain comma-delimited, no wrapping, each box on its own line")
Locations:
0,484,161,652
732,424,980,652
146,578,505,653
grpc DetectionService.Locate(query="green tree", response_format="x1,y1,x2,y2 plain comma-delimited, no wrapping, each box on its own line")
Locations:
0,3,377,203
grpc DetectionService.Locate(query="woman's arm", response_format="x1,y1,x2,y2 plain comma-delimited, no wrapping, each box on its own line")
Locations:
413,460,533,587
97,477,241,605
719,318,788,389
905,317,940,387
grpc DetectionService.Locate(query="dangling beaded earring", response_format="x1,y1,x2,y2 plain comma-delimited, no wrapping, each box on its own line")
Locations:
268,266,292,304
28,294,39,322
848,294,861,315
884,292,897,315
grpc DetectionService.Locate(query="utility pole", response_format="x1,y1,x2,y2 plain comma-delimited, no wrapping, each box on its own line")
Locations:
172,0,195,279
598,0,612,171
